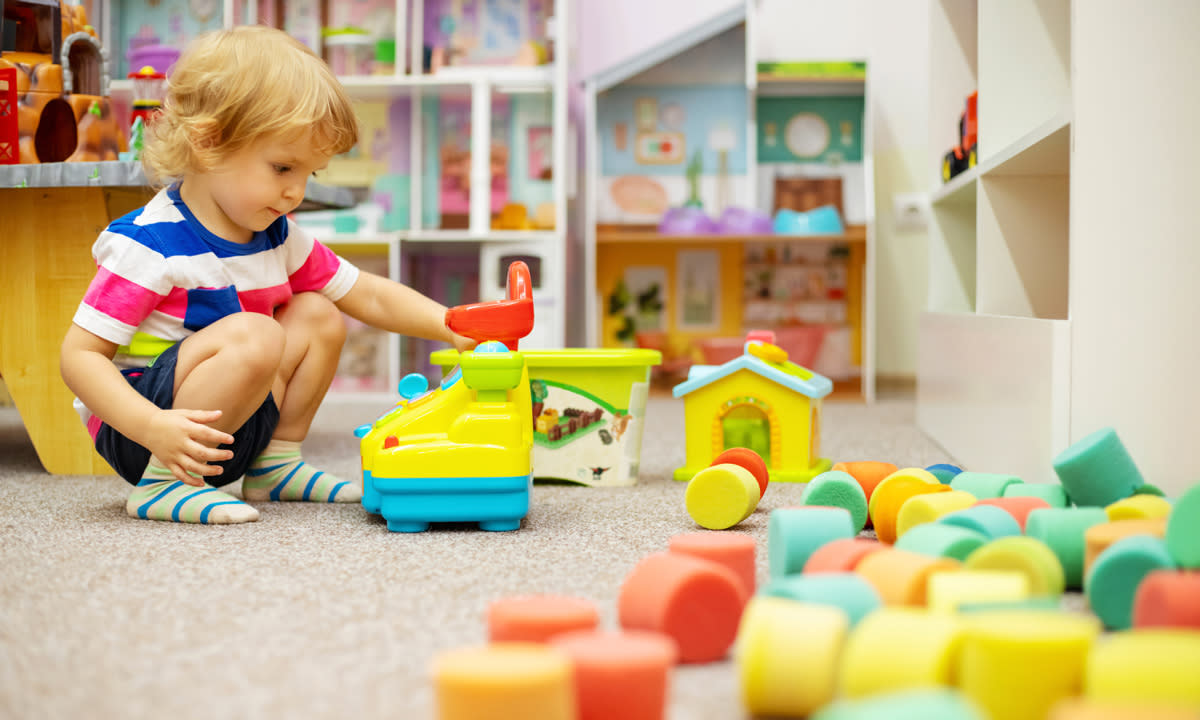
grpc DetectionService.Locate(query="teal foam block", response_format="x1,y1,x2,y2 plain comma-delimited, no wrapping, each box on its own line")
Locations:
1166,482,1200,568
1002,482,1069,508
1024,507,1111,590
768,507,856,580
1086,534,1175,630
811,688,986,720
759,572,881,627
937,505,1021,540
1052,427,1144,506
950,471,1023,499
801,470,869,532
926,463,964,485
894,522,989,562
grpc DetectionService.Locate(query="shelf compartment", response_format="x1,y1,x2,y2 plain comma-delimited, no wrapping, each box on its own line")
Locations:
930,166,979,206
596,225,867,245
927,192,977,314
979,112,1070,177
338,66,554,100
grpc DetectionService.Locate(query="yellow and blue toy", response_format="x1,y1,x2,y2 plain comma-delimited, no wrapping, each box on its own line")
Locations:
673,330,832,483
355,262,535,532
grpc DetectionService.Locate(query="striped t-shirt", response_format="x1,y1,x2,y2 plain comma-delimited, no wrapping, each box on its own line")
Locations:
72,185,359,432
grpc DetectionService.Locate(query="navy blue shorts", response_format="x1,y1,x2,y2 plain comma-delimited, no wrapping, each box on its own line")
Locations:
95,342,280,487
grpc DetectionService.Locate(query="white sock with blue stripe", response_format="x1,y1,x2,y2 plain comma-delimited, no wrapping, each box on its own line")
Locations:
242,439,361,503
126,462,259,524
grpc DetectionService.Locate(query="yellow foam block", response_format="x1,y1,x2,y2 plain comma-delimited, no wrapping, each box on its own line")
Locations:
926,570,1031,614
869,469,951,544
1050,698,1200,720
959,611,1102,720
736,597,848,717
1085,629,1200,710
839,607,965,698
685,463,760,530
964,536,1065,597
432,643,575,720
1105,494,1173,522
896,490,979,539
855,549,962,606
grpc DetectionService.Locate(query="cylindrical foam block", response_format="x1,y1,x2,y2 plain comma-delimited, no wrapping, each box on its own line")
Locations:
950,472,1023,499
1052,427,1144,507
1133,570,1200,629
804,538,887,574
1050,699,1200,720
1085,535,1175,630
618,551,747,663
737,596,848,717
939,505,1022,540
432,643,575,720
759,572,881,627
831,461,898,505
870,468,950,544
713,447,769,499
926,570,1031,614
768,507,856,580
1133,483,1166,497
895,490,978,539
488,595,601,643
1105,494,1173,522
1003,481,1069,508
668,531,757,596
964,536,1065,597
1085,629,1200,709
895,522,989,562
959,611,1101,720
1166,482,1200,569
855,548,962,606
958,597,1062,613
814,689,986,720
548,630,677,720
1025,507,1111,590
974,496,1052,531
685,463,759,530
925,463,964,485
838,607,964,697
801,470,869,532
1083,519,1168,579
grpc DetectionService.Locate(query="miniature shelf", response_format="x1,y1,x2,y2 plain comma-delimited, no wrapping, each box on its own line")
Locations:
596,225,867,245
337,66,554,100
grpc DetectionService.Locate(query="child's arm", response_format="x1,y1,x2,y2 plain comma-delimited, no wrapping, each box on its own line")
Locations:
60,325,235,485
335,270,476,352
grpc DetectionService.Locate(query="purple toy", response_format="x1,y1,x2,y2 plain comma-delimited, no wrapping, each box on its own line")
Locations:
658,207,719,235
716,207,774,235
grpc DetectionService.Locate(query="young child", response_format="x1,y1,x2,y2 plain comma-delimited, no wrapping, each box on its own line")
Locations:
60,26,474,525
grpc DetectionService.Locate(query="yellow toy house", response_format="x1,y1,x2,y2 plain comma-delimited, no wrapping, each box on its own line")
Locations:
673,333,832,483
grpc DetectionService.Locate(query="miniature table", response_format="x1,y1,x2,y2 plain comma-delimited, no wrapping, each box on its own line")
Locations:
0,162,352,475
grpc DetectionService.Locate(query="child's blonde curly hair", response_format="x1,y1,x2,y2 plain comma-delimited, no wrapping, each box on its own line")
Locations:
142,26,359,185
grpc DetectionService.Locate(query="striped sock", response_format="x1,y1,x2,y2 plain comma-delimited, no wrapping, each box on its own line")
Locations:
242,439,361,503
126,463,259,524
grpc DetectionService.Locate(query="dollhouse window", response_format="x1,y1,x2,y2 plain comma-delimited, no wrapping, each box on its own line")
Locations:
3,0,59,55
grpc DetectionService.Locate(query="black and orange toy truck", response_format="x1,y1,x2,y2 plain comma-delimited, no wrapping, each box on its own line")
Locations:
942,90,977,182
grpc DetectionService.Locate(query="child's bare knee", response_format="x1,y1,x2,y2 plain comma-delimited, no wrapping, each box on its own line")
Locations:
220,312,285,376
283,293,345,345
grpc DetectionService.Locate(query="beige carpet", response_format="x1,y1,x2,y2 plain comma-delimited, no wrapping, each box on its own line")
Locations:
0,391,954,720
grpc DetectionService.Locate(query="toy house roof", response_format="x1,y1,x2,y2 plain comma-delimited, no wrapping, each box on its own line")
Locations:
672,349,834,400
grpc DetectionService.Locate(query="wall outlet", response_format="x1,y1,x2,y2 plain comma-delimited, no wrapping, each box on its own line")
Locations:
892,192,930,232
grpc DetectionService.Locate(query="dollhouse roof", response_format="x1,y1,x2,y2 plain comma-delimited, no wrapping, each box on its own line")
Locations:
671,348,833,400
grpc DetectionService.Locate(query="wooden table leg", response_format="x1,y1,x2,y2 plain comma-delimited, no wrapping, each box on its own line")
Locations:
0,186,151,475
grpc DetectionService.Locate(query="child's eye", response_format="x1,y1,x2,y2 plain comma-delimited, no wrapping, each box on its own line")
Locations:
273,164,291,174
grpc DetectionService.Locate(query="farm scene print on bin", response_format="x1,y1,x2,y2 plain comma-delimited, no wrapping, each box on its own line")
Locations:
529,378,648,487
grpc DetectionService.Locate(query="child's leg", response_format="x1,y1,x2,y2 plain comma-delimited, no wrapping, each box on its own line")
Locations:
242,293,361,503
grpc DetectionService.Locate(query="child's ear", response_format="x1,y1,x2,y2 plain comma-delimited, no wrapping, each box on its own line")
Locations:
188,118,222,151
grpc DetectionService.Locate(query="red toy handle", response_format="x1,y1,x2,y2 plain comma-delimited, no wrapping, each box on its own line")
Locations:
444,261,535,351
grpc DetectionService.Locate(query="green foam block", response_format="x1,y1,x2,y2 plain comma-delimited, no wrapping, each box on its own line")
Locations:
894,522,988,562
1002,482,1069,508
1086,534,1175,630
1166,482,1200,568
768,507,856,580
957,597,1062,613
938,505,1021,540
1024,507,1111,590
950,471,1023,499
811,688,985,720
801,470,869,532
1052,427,1144,506
759,572,881,627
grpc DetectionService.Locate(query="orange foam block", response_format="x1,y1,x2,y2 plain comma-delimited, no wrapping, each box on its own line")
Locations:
1083,518,1168,579
804,537,887,574
832,461,898,505
488,595,601,643
713,447,770,499
618,551,748,663
974,496,1053,531
432,643,575,720
854,548,962,606
869,468,950,544
669,531,757,595
1133,570,1200,629
550,630,677,720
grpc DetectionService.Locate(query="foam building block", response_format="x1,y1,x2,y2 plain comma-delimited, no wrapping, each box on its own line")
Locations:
869,468,950,544
957,597,1062,613
959,611,1101,720
737,596,848,718
1052,427,1144,507
1133,483,1166,497
964,536,1065,597
895,523,989,563
712,447,770,499
925,463,965,485
1050,699,1200,720
926,570,1031,614
685,463,760,530
1106,494,1173,522
759,572,882,627
974,496,1052,531
1003,481,1069,508
813,689,986,720
839,607,964,697
668,532,757,596
1086,535,1176,630
950,472,1024,499
549,630,677,720
1084,629,1200,709
1132,570,1200,629
768,507,856,580
488,595,601,643
895,490,978,540
1165,482,1200,568
801,470,869,532
804,538,887,574
617,551,747,663
855,548,962,606
1083,518,1168,579
1025,507,1112,590
432,643,576,720
938,505,1022,540
831,461,898,505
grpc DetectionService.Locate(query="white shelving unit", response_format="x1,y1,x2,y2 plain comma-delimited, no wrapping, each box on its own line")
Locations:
918,0,1200,497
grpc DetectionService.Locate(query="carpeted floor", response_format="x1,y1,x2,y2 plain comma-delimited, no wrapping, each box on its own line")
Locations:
0,390,955,720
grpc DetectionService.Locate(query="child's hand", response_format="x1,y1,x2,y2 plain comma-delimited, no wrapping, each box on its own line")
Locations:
451,332,478,354
144,409,236,486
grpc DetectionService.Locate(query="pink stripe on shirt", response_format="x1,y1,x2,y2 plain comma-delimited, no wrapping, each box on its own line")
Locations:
238,284,294,316
82,267,165,327
289,242,342,293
